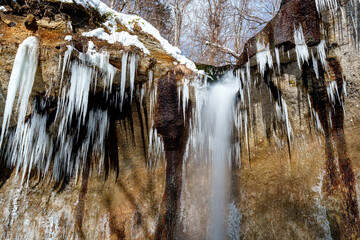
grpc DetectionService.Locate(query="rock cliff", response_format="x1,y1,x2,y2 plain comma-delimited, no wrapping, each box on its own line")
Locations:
0,0,360,239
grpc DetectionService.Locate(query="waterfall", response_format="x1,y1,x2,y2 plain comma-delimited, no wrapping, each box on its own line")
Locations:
207,73,238,239
184,71,240,239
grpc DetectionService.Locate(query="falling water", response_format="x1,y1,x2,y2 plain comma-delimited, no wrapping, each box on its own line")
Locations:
207,73,238,239
184,71,239,239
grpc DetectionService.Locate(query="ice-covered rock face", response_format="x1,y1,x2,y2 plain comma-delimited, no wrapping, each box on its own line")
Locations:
0,2,192,238
1,0,360,240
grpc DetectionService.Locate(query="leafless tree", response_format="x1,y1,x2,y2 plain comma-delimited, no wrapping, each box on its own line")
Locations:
102,0,282,66
164,0,193,47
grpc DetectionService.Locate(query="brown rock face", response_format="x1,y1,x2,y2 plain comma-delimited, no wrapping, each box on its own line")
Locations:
237,0,320,66
155,73,189,240
231,0,360,239
24,14,37,32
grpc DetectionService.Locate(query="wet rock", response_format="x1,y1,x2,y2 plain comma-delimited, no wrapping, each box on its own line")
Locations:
24,14,37,32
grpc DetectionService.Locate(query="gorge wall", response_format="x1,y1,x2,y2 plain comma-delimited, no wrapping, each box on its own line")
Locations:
0,0,360,239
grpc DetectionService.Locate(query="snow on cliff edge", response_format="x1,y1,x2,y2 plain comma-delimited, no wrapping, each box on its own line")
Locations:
58,0,197,72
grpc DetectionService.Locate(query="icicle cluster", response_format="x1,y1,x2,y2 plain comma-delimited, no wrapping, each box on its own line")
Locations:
147,70,165,169
307,95,324,134
315,0,339,13
0,37,146,183
275,96,294,147
294,25,309,70
256,41,273,76
317,40,328,71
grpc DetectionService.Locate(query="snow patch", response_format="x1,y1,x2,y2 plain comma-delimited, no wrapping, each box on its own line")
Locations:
82,28,150,55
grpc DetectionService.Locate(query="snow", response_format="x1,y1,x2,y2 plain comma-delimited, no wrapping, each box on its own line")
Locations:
58,0,197,72
64,35,72,41
82,28,150,55
0,6,7,11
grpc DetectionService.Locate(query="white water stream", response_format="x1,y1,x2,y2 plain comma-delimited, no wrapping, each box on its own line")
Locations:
207,75,238,239
183,71,240,239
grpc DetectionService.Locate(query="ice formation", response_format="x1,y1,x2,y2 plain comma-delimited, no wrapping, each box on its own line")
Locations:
129,53,137,101
312,50,320,79
294,25,309,70
327,80,340,108
276,96,293,148
0,36,40,148
317,40,328,71
120,52,129,110
315,0,339,13
64,35,72,41
182,78,190,122
0,30,149,183
275,47,281,73
256,41,273,76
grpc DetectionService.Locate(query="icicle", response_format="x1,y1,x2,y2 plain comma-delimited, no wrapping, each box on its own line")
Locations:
67,61,93,125
178,85,181,111
317,40,328,71
148,70,153,88
311,50,319,79
9,112,53,184
148,124,165,169
120,52,129,111
244,110,249,153
140,85,145,104
256,40,273,76
313,110,323,133
315,0,339,13
182,78,189,122
83,41,116,94
276,96,293,147
246,60,251,83
0,36,40,148
129,53,137,102
275,47,281,73
60,45,73,91
294,24,309,70
327,81,339,107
